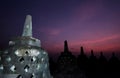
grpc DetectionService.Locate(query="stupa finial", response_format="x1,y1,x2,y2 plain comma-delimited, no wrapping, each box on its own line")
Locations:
22,15,32,37
64,40,69,52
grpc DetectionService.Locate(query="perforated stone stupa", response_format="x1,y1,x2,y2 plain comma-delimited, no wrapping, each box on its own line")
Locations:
0,15,52,78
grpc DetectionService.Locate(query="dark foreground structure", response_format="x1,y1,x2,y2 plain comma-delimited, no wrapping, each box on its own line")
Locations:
50,40,87,78
0,15,52,78
49,42,120,78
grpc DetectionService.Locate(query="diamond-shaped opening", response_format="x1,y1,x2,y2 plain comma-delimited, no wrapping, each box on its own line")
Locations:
30,73,36,78
16,75,22,78
0,65,4,70
37,64,41,70
19,57,24,63
6,57,11,62
31,57,36,62
10,65,16,72
24,65,30,72
30,74,34,78
25,51,29,55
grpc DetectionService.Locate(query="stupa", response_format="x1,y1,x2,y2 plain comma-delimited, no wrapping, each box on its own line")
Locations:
0,15,52,78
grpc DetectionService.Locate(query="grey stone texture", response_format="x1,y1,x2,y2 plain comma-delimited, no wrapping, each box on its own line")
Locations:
0,15,52,78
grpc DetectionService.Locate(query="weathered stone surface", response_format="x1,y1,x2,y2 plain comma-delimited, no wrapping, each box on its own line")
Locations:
0,15,52,78
22,15,32,37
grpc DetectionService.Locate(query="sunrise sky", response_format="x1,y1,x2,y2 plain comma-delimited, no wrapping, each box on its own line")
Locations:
0,0,120,55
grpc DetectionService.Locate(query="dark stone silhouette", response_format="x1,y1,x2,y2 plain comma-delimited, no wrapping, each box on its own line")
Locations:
89,50,97,69
87,50,98,78
54,40,86,78
48,45,120,78
64,40,69,52
77,46,88,71
97,52,108,78
98,52,107,71
108,52,120,78
57,40,76,70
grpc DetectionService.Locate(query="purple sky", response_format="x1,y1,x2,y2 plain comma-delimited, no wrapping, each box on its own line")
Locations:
0,0,120,55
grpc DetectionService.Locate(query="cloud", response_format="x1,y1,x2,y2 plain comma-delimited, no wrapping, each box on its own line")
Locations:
37,27,61,36
82,34,120,44
70,34,120,47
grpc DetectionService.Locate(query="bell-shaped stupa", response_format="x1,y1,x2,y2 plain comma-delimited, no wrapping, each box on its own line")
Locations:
0,15,52,78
